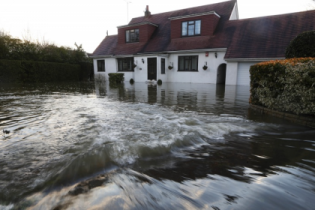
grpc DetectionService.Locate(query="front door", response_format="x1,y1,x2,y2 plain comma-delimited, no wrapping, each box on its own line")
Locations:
147,58,157,80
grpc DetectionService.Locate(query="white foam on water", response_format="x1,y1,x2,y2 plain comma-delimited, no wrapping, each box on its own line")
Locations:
90,102,261,165
0,204,13,210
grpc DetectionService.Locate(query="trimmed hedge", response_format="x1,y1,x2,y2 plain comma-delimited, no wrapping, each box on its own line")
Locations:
0,59,84,83
285,31,315,58
108,73,124,84
250,58,315,115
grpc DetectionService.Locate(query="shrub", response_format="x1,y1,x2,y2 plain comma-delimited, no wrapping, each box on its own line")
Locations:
0,59,81,83
285,31,315,58
157,79,162,85
130,78,134,84
108,73,124,84
250,58,315,115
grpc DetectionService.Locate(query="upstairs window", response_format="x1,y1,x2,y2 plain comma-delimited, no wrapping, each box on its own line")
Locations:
97,60,105,72
182,20,201,36
117,57,134,71
126,29,139,43
178,56,198,71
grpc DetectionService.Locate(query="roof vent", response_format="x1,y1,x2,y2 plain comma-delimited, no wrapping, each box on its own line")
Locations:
145,5,151,18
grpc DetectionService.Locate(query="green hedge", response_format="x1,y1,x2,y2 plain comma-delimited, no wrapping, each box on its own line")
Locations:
250,58,315,115
0,59,93,83
108,73,124,84
285,31,315,58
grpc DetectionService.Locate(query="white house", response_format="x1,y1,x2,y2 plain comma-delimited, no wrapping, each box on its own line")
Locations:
90,0,315,86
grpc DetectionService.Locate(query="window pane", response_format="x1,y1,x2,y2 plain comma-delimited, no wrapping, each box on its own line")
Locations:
184,57,191,70
161,58,165,74
179,57,184,70
195,20,201,35
191,56,198,71
97,60,105,72
182,22,187,36
188,24,194,36
178,56,198,71
135,29,139,41
126,31,130,42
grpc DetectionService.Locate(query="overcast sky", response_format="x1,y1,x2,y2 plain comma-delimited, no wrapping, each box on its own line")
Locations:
0,0,314,53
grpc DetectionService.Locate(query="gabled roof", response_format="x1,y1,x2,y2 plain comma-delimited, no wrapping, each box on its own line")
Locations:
92,0,236,56
93,35,117,57
92,1,315,59
225,9,315,59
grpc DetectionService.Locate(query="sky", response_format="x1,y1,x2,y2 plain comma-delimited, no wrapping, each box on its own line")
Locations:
0,0,314,53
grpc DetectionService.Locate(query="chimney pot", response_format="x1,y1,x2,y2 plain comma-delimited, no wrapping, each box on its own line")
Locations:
145,5,151,17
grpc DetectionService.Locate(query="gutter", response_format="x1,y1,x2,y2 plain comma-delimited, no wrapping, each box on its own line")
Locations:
169,11,220,20
91,48,227,58
225,57,285,62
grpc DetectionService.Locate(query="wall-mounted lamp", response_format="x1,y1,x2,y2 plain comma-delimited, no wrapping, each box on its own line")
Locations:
142,58,145,64
215,52,218,58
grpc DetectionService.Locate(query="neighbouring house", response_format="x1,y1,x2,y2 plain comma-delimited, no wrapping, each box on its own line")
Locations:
90,0,315,85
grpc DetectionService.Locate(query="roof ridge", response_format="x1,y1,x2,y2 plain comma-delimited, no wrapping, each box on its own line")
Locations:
230,8,315,22
130,0,235,20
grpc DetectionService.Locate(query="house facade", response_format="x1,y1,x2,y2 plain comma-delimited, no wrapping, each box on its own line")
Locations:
91,1,315,86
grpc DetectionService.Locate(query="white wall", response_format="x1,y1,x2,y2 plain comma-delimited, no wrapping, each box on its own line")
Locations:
93,58,117,81
134,56,150,82
166,52,226,83
94,58,134,82
229,2,239,20
237,62,258,86
226,62,238,85
94,51,240,85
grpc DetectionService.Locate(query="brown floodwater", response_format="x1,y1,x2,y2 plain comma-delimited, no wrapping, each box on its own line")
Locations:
0,82,314,210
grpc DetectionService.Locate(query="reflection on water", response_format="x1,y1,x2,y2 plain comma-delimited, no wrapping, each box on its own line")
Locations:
0,82,314,210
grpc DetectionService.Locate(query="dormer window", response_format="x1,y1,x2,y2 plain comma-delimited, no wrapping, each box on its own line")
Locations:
126,29,139,43
182,20,201,36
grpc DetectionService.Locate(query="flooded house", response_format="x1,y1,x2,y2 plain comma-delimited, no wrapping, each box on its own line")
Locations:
90,0,315,85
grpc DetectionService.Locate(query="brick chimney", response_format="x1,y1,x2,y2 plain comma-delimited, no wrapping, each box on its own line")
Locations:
145,5,151,18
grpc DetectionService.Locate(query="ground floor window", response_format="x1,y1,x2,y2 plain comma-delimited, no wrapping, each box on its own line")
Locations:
161,58,165,74
97,60,105,72
178,56,198,71
117,57,134,72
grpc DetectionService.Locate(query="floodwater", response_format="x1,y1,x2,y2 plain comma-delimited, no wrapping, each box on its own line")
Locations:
0,82,314,210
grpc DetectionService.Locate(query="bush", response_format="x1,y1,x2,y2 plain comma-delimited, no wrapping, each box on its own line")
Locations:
0,60,21,83
130,78,134,84
157,79,162,85
108,73,124,84
285,31,315,58
0,59,82,83
250,58,315,115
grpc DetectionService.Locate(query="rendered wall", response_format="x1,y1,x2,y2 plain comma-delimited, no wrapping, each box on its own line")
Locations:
166,51,226,83
94,58,134,82
226,62,238,85
94,51,231,84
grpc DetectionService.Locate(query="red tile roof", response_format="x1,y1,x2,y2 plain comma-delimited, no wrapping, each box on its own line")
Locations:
92,0,235,56
93,35,117,56
92,1,315,59
225,10,315,59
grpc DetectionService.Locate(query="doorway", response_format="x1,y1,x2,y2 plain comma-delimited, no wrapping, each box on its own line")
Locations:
147,58,157,80
216,63,227,84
